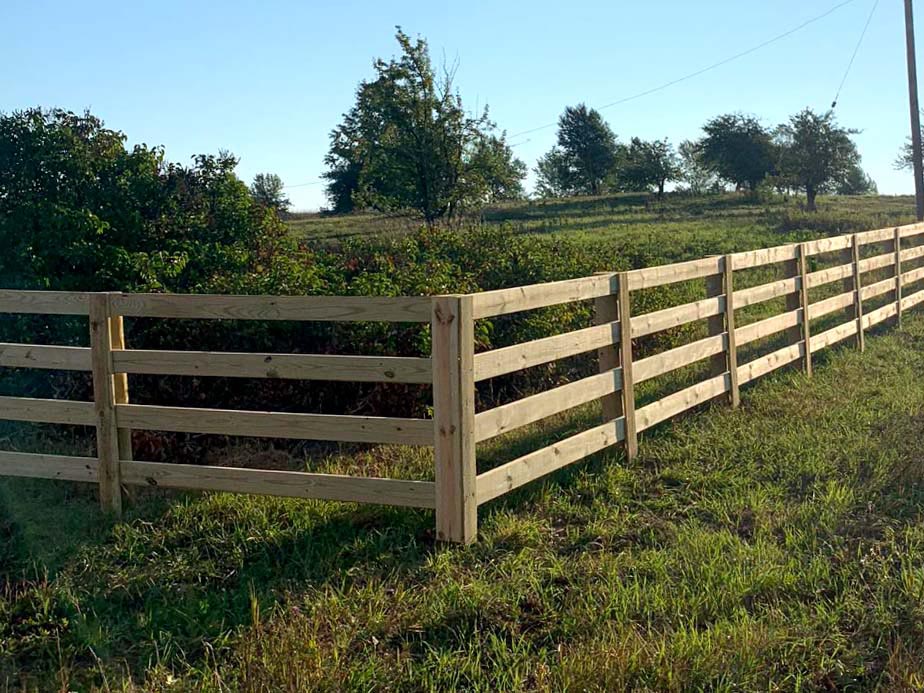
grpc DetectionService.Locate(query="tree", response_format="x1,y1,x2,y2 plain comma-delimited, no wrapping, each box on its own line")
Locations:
698,113,775,191
894,115,923,170
534,147,575,198
553,104,618,196
776,108,860,211
322,29,523,223
836,163,877,195
250,173,290,214
619,138,679,198
677,139,721,194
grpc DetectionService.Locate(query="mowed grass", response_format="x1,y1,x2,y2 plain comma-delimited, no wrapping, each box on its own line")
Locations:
3,312,924,690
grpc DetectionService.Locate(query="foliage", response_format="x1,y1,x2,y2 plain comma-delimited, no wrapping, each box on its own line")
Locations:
893,113,922,171
677,139,722,194
322,29,524,223
250,173,291,214
618,137,680,197
535,105,619,197
775,108,860,211
836,163,877,196
698,113,775,191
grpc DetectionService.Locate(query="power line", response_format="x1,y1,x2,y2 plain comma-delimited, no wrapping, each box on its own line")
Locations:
507,0,859,140
831,0,880,109
283,180,325,189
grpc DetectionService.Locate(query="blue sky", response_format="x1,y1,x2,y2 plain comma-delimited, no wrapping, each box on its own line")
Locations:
0,0,918,210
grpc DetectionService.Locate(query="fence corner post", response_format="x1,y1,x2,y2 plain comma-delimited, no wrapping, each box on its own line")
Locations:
89,293,123,517
851,234,865,351
616,273,638,461
721,255,740,408
431,294,477,544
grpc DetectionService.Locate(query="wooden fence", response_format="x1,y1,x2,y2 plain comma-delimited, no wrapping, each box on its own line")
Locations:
2,222,924,543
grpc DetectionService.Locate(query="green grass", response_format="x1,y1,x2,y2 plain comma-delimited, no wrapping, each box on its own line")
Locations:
4,192,924,690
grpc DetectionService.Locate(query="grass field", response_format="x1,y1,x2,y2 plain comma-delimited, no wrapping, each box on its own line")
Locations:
4,193,924,691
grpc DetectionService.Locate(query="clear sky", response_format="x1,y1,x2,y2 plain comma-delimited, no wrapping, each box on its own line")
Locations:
0,0,918,210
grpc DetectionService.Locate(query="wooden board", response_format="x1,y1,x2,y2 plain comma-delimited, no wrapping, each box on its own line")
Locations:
471,274,617,319
730,244,798,271
860,276,898,302
120,460,436,508
0,290,90,315
635,373,731,432
0,450,98,482
902,266,924,286
474,368,622,442
623,256,722,290
900,245,924,263
633,333,727,383
901,287,924,310
476,417,626,504
732,277,799,310
802,235,853,257
807,291,854,321
115,404,434,445
857,251,895,275
809,320,859,353
737,342,805,385
0,396,95,426
0,343,91,371
805,262,854,289
862,302,898,329
630,296,725,339
110,293,433,323
735,310,800,347
473,321,618,382
111,350,433,383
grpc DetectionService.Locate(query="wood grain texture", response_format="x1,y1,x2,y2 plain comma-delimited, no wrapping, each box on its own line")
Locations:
623,256,722,290
635,373,731,432
89,294,122,515
120,460,436,508
0,451,98,482
807,291,854,321
730,244,798,271
737,342,805,385
594,275,622,423
471,274,617,319
0,290,90,315
809,320,859,353
617,273,638,460
0,343,91,371
735,310,801,347
0,396,95,426
630,296,725,338
633,333,727,384
732,277,799,310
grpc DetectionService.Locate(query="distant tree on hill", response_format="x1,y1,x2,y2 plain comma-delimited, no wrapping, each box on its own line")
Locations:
894,115,923,171
322,29,524,223
698,113,775,191
775,108,860,211
535,105,618,197
619,138,680,198
677,139,722,194
836,163,877,195
250,173,290,213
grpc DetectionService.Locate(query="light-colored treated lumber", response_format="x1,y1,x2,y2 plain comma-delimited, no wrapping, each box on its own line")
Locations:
809,320,859,353
111,350,433,384
623,256,722,290
808,291,854,320
735,310,801,347
797,244,812,376
902,266,924,286
899,222,924,239
431,295,477,543
116,404,433,445
476,418,626,504
856,225,903,246
732,276,799,310
722,256,740,406
473,321,617,382
862,302,898,329
633,333,727,384
802,235,853,257
89,294,122,515
0,290,90,315
0,343,91,371
737,342,805,386
860,276,899,302
901,287,924,309
617,273,637,460
858,251,895,275
630,296,724,338
730,244,798,271
594,276,622,422
900,245,924,262
110,316,132,466
120,460,436,508
705,271,727,382
109,293,432,323
635,372,731,432
896,227,904,327
0,396,95,426
471,274,617,319
852,235,865,352
0,450,98,482
474,368,622,442
805,262,854,289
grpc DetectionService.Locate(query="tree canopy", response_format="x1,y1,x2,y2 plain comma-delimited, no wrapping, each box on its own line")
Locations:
250,173,290,214
535,105,618,197
699,114,775,191
323,29,524,222
619,138,680,198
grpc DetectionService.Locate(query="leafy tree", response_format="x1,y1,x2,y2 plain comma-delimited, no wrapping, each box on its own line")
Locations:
0,108,289,293
534,147,575,198
619,138,679,198
250,173,290,214
677,139,721,194
894,115,923,170
836,163,877,195
775,108,860,211
469,135,527,202
549,104,619,196
323,29,523,223
699,113,775,191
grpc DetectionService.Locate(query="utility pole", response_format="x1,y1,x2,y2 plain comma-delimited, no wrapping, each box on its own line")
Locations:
905,0,924,220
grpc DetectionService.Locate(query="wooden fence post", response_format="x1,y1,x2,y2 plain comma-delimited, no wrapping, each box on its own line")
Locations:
895,227,904,328
797,243,813,377
110,314,133,465
593,273,622,422
89,294,123,516
432,295,477,544
705,267,726,381
617,273,638,460
721,256,740,408
784,256,802,356
852,234,865,351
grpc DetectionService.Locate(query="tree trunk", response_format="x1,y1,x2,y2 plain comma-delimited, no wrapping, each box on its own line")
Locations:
806,185,817,212
658,180,665,200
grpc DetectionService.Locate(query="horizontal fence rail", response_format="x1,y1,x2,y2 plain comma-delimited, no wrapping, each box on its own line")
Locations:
2,222,924,543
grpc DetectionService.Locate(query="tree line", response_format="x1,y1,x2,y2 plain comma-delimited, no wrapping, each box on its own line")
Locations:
323,30,879,220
